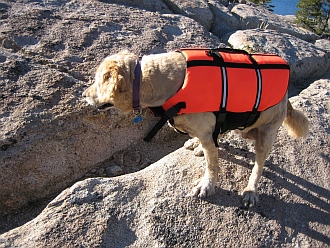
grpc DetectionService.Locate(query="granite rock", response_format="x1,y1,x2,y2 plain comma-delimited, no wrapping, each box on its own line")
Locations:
1,77,329,247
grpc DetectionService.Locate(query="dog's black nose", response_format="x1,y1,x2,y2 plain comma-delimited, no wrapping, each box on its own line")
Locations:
97,103,114,111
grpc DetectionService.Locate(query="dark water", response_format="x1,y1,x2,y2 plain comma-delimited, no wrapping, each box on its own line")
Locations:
270,0,300,15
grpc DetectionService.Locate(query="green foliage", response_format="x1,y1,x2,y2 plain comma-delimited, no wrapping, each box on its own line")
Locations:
295,0,330,35
249,0,271,4
249,0,274,12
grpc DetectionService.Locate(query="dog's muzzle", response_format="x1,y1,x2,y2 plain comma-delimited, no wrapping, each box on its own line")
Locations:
82,91,114,111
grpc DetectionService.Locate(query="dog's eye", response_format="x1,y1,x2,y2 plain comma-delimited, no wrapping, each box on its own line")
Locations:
103,72,111,81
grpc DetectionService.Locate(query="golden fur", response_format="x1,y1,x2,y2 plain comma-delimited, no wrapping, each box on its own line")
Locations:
83,50,309,207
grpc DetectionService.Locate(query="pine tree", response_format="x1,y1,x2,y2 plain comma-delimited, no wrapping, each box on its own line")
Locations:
295,0,330,35
249,0,271,5
249,0,274,11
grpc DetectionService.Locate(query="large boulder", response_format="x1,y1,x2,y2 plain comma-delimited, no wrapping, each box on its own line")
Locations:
227,29,329,83
1,77,329,247
209,0,240,38
314,39,330,57
0,0,220,214
231,4,317,42
99,0,172,13
162,0,214,31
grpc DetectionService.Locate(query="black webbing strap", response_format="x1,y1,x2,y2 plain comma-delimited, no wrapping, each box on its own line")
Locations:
211,47,249,55
245,57,262,127
212,110,227,147
143,102,186,142
245,111,260,128
207,50,229,147
148,106,165,118
207,50,224,63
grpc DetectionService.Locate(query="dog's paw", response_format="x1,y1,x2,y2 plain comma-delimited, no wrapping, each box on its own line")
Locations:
193,144,204,157
192,177,215,198
184,138,204,157
241,189,259,208
184,137,200,150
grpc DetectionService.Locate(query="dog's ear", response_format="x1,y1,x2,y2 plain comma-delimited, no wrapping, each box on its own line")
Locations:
103,61,119,81
100,52,136,93
113,55,136,93
110,65,126,93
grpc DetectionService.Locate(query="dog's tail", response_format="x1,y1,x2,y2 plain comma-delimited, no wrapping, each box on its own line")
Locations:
283,100,309,138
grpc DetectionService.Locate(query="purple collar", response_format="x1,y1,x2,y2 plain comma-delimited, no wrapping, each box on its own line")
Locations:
132,60,142,123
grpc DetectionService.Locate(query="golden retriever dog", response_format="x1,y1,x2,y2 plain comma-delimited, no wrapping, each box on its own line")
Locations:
83,50,309,207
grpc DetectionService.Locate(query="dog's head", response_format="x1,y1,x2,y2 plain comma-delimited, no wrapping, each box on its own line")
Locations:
83,50,137,113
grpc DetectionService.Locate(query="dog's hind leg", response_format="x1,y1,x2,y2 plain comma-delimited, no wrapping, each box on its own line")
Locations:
241,127,278,207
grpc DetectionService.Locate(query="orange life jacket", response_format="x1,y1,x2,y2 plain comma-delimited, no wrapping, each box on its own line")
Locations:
145,48,290,146
162,48,290,113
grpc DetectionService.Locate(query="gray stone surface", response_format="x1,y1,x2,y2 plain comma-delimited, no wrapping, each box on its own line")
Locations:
231,4,317,42
162,0,214,30
1,78,329,247
0,0,220,215
209,0,240,38
1,1,330,245
314,39,330,57
227,29,329,83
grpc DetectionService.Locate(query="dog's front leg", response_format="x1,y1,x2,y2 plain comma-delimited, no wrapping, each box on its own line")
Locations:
193,138,219,198
171,113,219,197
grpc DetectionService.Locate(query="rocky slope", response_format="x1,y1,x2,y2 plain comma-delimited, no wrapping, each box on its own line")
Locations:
0,0,220,215
1,78,329,247
0,0,329,246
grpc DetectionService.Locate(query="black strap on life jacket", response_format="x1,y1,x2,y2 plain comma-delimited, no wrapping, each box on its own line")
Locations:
207,49,266,147
245,55,262,127
212,110,227,147
143,102,186,142
147,106,165,118
208,49,228,147
144,48,264,145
